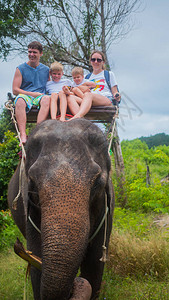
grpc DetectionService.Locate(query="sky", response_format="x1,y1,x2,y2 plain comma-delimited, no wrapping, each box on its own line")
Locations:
0,0,169,141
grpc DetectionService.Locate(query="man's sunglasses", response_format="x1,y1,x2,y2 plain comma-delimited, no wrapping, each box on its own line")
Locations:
91,58,103,63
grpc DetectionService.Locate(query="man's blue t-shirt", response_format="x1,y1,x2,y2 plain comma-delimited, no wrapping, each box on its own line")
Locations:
18,62,49,93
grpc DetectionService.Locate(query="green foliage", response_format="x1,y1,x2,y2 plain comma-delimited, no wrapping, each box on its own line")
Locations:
113,139,169,213
0,108,16,142
0,210,23,250
113,207,153,237
139,133,169,148
0,130,19,210
0,0,40,59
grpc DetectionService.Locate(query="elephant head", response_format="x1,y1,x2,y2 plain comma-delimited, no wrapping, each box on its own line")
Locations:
8,119,114,300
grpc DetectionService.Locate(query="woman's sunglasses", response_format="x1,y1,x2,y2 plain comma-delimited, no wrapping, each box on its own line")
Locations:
91,58,103,63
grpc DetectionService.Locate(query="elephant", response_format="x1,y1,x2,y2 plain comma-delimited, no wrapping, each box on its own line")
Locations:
8,118,114,300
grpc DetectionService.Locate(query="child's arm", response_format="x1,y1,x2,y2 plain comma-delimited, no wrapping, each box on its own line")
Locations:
81,81,97,88
62,86,74,95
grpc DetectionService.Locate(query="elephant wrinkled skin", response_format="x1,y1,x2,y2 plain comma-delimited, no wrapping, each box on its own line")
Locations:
8,119,114,300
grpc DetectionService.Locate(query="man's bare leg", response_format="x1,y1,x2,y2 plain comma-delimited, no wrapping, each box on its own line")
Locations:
15,98,27,145
37,95,50,123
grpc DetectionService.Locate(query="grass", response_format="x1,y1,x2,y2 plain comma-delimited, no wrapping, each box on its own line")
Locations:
0,208,168,299
0,249,168,300
0,249,33,300
100,272,169,300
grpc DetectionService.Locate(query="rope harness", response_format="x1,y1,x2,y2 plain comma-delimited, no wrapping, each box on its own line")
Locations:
5,100,26,210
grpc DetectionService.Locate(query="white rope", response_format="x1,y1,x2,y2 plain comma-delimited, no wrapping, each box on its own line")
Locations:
100,193,108,263
108,106,119,154
88,206,108,243
5,100,26,158
5,100,26,210
28,215,41,234
12,154,25,210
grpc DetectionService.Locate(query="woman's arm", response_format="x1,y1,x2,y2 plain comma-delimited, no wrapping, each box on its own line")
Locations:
111,85,121,102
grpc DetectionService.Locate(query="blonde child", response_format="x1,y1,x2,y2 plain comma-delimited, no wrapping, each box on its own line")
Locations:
63,67,96,101
46,61,72,121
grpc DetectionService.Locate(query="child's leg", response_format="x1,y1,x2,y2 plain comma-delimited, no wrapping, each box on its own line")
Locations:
67,95,81,115
50,93,58,119
58,91,67,121
72,87,84,99
78,86,90,93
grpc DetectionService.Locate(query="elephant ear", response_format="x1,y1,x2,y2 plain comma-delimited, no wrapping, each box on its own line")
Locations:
106,176,115,214
82,122,111,168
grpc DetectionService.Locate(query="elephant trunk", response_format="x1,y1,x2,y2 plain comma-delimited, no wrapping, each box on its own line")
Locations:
70,277,92,300
39,168,90,300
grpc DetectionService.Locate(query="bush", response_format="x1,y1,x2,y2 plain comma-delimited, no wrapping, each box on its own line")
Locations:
113,140,169,213
0,210,23,250
0,131,20,210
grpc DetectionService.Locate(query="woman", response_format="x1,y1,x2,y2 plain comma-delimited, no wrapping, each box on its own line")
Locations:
67,50,121,120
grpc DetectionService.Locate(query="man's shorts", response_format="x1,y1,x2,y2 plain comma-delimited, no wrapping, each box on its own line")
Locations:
14,94,44,113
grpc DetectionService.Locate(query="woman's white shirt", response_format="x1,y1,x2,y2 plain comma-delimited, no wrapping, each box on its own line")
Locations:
88,70,117,97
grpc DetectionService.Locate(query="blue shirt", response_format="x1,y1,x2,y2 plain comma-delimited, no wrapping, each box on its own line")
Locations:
18,62,49,93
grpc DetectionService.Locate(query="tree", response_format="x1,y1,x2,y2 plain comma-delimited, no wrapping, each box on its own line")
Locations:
0,0,142,206
0,0,142,69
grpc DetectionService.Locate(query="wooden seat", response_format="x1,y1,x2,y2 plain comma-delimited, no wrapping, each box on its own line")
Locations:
26,105,117,123
7,92,118,124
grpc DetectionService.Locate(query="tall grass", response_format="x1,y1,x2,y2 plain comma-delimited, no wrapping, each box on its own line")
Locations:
108,231,169,279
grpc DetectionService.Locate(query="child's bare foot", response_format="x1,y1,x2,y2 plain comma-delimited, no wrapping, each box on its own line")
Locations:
59,116,66,122
67,114,82,121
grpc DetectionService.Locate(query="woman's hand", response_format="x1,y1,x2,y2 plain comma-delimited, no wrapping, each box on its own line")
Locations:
113,92,121,102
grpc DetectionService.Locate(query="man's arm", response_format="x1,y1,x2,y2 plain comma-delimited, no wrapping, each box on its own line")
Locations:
12,68,43,97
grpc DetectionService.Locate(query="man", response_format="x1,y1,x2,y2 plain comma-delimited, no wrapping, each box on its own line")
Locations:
12,41,50,145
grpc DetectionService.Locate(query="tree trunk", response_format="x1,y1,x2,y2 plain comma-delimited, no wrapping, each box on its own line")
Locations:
111,123,127,208
146,165,151,186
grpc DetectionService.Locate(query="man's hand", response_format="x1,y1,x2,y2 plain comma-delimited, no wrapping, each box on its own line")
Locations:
31,92,43,97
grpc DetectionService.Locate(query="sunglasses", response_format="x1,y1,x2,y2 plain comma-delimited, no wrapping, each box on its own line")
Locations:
91,58,103,63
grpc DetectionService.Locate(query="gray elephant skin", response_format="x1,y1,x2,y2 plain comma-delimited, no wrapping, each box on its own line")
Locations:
8,119,114,300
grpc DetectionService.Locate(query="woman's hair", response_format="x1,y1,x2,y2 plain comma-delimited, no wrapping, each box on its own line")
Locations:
28,41,43,53
50,61,63,72
89,50,106,70
72,67,84,76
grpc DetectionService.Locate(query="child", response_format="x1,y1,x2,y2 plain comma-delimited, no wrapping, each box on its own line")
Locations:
46,61,72,121
63,67,96,101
